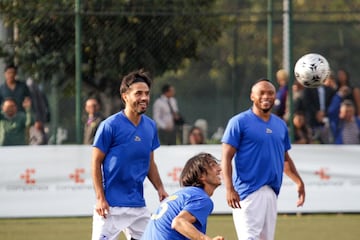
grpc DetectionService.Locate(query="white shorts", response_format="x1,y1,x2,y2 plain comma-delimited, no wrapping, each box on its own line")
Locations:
91,206,151,240
232,185,277,240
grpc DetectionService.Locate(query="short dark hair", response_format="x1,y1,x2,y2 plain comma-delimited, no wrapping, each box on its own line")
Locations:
161,84,172,94
120,69,152,94
294,110,305,116
2,97,17,107
4,64,17,72
341,99,355,108
119,69,152,105
85,97,101,107
180,153,218,188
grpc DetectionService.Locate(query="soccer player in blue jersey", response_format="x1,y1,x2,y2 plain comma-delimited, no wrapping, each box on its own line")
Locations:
221,79,306,240
91,70,168,240
141,153,224,240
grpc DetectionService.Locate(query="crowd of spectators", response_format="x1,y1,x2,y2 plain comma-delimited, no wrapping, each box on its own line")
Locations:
1,63,359,146
275,68,360,145
0,64,48,146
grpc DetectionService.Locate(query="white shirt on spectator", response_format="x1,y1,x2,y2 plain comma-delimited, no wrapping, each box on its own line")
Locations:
153,95,178,130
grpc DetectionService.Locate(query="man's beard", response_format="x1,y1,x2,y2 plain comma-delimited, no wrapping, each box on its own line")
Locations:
137,109,146,115
262,108,271,113
135,101,147,115
260,101,274,113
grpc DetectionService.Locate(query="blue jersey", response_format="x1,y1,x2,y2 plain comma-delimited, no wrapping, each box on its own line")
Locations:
221,109,291,200
141,187,213,240
93,111,160,207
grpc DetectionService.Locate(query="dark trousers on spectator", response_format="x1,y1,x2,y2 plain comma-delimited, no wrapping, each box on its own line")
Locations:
158,128,177,145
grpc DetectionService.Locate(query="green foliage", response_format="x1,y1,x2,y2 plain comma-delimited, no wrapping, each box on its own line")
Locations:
157,0,360,100
0,0,223,93
1,0,360,141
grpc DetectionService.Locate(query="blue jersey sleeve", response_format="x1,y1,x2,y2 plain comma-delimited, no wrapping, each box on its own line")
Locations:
151,122,161,151
93,121,113,154
284,125,291,152
221,115,242,149
184,197,213,227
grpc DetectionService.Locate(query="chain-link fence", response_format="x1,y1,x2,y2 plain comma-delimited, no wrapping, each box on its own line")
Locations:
1,0,360,144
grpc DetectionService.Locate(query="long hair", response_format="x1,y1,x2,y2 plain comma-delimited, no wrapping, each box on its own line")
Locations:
180,153,218,188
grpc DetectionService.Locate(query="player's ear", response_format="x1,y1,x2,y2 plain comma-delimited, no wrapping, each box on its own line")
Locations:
250,92,255,102
199,173,206,184
121,92,128,103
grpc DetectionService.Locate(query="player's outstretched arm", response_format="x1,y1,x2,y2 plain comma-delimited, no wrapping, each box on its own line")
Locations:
147,151,168,201
284,152,305,207
171,211,224,240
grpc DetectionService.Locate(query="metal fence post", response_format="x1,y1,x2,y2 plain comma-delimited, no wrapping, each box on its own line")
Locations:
75,0,83,144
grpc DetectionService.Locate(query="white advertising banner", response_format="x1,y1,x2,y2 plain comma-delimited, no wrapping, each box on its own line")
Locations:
0,144,360,218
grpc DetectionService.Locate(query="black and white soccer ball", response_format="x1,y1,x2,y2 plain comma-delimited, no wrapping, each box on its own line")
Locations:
294,53,330,88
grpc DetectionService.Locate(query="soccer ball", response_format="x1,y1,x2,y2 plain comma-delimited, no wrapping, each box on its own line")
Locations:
294,53,330,88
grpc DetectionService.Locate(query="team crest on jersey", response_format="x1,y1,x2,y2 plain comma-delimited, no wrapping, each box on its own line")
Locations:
134,136,141,141
266,128,272,134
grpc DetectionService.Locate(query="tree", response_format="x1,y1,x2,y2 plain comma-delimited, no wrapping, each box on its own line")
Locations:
154,0,360,135
0,0,223,112
2,0,359,142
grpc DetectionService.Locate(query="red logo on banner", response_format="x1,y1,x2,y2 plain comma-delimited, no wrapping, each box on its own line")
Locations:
69,168,85,183
315,168,330,180
20,169,36,184
167,167,183,182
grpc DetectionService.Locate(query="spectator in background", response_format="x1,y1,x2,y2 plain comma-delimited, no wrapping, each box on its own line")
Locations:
29,121,47,145
274,69,288,120
0,64,31,113
323,71,338,91
328,86,360,144
194,118,208,140
188,126,205,145
283,80,304,123
292,80,305,112
292,111,313,144
299,83,335,143
0,97,34,146
354,87,360,116
153,84,182,145
83,97,104,145
26,78,50,145
336,68,360,116
337,69,350,90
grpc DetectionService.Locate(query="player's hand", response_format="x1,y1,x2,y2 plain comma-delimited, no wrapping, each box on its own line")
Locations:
212,236,225,240
296,181,306,207
315,110,325,123
157,187,169,202
226,188,241,209
22,97,32,110
95,199,110,218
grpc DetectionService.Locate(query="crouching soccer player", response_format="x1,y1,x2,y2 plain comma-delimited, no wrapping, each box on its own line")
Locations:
141,153,224,240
